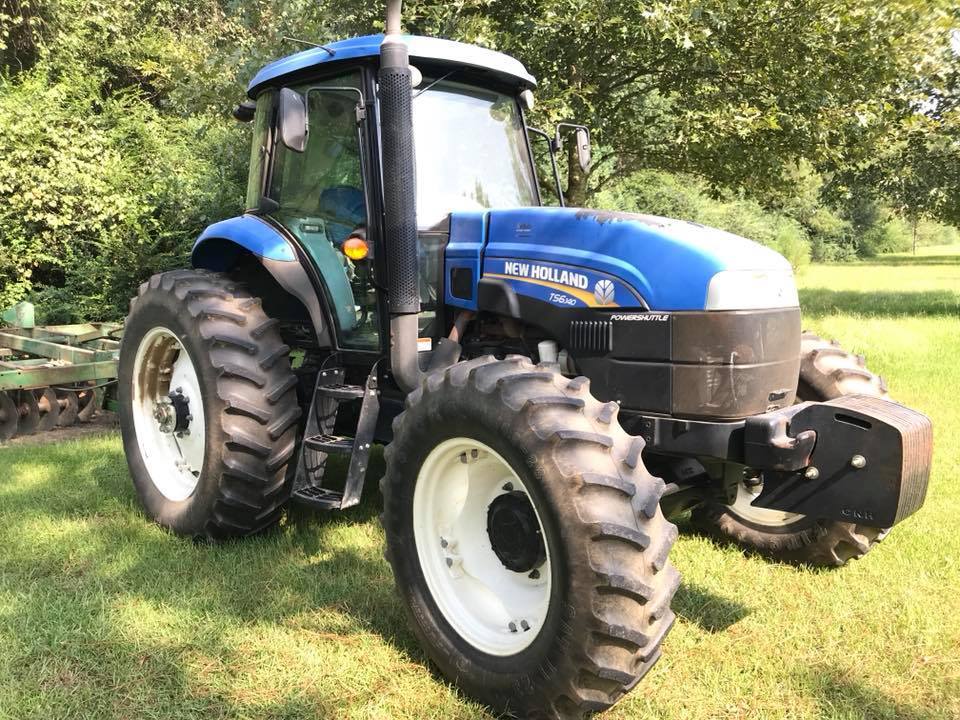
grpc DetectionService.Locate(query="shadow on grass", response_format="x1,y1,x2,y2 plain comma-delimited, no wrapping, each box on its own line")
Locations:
672,582,750,632
0,438,423,629
799,288,960,318
854,254,960,267
1,437,455,716
801,667,945,720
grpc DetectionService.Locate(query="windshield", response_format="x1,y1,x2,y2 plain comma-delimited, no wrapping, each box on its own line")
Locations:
412,80,538,227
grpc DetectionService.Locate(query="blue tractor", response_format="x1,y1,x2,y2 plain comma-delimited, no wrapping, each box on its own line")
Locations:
118,3,933,716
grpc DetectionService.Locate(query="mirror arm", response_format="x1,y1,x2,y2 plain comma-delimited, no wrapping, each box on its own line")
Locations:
278,86,367,153
527,126,565,208
556,122,590,137
233,100,256,123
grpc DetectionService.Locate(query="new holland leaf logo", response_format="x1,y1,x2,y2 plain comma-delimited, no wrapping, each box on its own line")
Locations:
594,279,615,305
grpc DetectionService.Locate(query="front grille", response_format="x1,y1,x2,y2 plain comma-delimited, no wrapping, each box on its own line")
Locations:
569,320,612,353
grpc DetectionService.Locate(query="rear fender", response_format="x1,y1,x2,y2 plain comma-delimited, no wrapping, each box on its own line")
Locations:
192,215,332,347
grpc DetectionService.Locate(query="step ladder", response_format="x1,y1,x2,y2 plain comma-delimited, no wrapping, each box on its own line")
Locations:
290,366,379,510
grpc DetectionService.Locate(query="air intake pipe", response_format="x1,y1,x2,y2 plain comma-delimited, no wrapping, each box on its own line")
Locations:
379,0,422,393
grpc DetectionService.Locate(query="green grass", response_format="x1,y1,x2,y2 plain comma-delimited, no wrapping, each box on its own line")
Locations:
2,254,959,719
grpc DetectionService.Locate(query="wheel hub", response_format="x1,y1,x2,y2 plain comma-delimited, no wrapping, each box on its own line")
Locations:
153,400,174,432
487,491,546,573
153,388,192,436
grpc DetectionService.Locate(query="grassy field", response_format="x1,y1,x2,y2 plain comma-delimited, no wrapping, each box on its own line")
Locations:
1,249,959,719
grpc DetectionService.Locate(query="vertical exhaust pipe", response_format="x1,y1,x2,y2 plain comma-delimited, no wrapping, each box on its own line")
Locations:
379,0,422,392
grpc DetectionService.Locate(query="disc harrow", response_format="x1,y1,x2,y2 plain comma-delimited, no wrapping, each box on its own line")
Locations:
0,303,120,442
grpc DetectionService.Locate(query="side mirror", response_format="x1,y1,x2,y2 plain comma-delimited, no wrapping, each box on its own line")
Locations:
555,122,593,173
575,127,591,172
520,89,535,111
279,87,308,152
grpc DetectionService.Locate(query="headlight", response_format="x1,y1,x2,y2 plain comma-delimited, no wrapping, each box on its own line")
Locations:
705,269,799,310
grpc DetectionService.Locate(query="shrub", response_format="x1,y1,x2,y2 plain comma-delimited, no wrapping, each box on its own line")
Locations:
0,68,246,320
806,207,858,261
859,214,912,256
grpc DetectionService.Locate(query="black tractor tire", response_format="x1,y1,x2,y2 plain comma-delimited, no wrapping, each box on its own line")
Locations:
695,332,890,567
119,269,301,540
381,356,680,718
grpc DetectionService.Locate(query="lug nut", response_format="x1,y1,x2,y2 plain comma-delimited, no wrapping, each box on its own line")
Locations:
804,466,820,480
851,455,866,469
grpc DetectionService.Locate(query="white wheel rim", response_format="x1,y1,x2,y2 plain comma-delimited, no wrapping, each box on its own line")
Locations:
131,327,206,502
413,438,552,656
729,480,804,526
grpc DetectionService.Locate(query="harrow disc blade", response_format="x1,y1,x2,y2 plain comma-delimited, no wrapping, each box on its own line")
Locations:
13,390,40,436
0,392,18,441
34,387,60,432
55,390,79,427
76,386,102,423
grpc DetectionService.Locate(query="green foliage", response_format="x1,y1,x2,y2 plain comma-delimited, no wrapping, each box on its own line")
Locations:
0,0,958,320
0,67,246,319
806,208,858,262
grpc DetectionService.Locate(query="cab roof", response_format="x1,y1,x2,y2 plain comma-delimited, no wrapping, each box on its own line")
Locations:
247,34,536,98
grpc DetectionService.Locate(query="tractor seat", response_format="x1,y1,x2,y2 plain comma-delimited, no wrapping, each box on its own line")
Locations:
319,185,365,246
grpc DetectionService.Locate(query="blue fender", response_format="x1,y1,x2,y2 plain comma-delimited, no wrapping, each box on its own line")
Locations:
193,215,297,267
191,214,354,345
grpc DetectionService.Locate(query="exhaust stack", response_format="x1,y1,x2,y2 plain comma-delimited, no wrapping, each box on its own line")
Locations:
379,1,422,392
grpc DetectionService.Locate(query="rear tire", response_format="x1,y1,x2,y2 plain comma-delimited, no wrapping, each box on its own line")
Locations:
695,332,890,566
381,357,679,718
119,269,301,539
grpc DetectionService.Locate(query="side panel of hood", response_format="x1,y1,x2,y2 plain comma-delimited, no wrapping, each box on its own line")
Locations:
472,207,792,311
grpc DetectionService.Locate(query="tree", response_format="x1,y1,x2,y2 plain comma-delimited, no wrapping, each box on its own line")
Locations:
829,7,960,237
331,1,947,207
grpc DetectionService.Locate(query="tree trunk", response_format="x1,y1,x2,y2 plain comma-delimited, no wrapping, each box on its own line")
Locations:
912,217,918,255
563,62,590,208
564,141,590,207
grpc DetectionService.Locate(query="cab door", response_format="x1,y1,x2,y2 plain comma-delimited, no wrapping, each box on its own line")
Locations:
268,71,381,351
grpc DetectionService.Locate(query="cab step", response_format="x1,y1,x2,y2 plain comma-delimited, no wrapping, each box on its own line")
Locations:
304,433,354,454
291,366,380,511
316,383,365,402
290,485,344,510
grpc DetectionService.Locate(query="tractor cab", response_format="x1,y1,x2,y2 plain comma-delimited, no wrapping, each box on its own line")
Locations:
228,34,543,355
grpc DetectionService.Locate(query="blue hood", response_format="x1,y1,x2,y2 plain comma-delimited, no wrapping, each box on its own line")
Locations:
444,207,793,312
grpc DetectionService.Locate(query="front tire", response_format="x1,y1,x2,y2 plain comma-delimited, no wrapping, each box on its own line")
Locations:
119,270,301,539
695,332,890,566
382,357,679,718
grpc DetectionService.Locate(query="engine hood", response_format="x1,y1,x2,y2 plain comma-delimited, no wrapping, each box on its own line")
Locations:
445,207,797,312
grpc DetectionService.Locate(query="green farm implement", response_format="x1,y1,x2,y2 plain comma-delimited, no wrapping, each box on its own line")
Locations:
0,302,120,441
